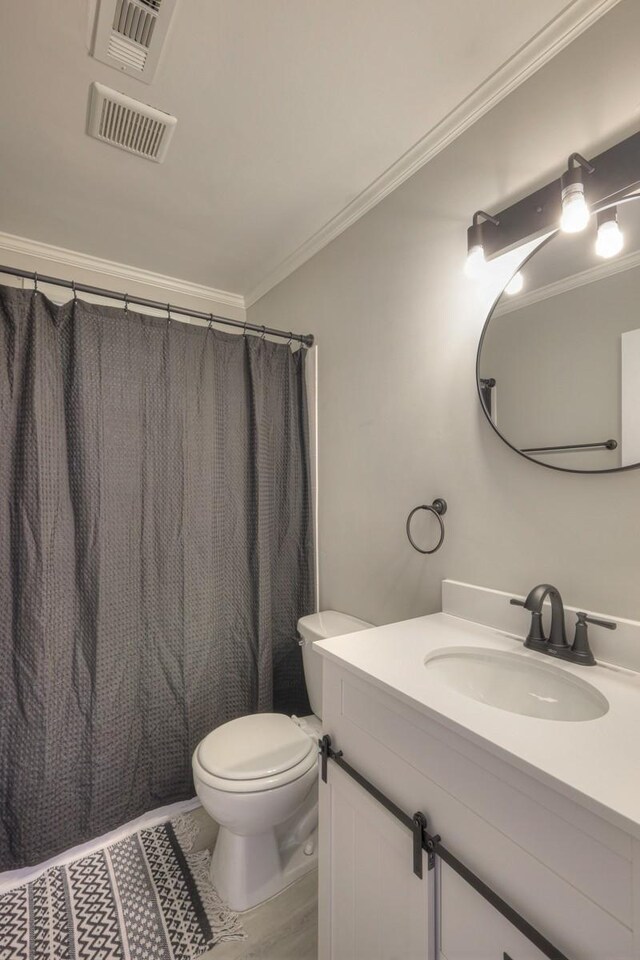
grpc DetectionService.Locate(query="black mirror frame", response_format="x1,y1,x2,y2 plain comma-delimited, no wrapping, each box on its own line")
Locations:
476,198,640,476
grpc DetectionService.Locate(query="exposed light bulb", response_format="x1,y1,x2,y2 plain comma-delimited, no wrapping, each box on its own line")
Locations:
505,270,524,295
464,244,485,280
560,183,590,233
595,214,624,259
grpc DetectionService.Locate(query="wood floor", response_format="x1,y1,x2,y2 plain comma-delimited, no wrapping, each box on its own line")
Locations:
202,869,318,960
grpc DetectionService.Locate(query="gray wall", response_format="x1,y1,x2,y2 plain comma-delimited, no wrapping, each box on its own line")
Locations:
249,0,640,624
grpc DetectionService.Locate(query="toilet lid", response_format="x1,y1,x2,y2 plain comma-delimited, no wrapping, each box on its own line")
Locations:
196,713,314,781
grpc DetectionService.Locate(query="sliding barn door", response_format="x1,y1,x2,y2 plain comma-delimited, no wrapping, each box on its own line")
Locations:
319,763,434,960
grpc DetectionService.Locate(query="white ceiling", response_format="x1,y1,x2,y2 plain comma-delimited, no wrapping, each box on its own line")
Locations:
0,0,619,301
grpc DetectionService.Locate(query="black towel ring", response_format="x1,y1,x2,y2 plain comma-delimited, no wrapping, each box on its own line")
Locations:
406,499,447,555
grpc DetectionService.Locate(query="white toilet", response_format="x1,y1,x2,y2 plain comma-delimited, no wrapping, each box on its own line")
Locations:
192,610,372,911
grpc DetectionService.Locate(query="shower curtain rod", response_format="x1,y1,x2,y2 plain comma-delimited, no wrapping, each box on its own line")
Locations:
0,264,315,347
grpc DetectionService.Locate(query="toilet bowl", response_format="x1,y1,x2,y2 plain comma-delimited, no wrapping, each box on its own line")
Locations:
192,611,372,911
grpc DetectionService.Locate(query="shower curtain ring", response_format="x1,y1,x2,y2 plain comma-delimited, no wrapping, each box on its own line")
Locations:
287,332,293,346
33,272,38,295
260,325,266,340
167,303,172,326
207,313,214,333
124,293,129,313
242,320,248,338
72,280,78,302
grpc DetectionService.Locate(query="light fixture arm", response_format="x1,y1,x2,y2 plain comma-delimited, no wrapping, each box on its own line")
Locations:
467,210,500,254
561,153,596,196
472,210,500,227
567,152,595,175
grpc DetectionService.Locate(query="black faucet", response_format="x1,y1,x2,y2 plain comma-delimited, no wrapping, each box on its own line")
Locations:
511,583,568,656
526,583,567,652
511,584,616,666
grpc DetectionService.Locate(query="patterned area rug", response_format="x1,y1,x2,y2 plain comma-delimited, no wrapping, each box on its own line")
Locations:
0,816,244,960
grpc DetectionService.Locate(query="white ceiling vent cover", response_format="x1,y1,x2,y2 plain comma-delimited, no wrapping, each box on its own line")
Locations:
92,0,179,83
88,82,177,162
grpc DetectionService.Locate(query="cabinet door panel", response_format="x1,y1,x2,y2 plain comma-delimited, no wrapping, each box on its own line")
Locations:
319,762,434,960
440,863,574,960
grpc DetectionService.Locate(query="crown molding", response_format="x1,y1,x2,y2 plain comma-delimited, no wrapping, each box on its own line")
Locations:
0,231,245,312
493,245,640,317
245,0,622,307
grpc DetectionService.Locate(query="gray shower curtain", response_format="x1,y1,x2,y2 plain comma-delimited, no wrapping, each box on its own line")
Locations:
0,285,315,870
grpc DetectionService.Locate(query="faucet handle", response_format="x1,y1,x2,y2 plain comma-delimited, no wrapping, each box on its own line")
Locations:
509,597,547,648
576,612,617,631
571,612,617,666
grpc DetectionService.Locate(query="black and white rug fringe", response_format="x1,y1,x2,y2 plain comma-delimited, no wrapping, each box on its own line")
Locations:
0,814,244,960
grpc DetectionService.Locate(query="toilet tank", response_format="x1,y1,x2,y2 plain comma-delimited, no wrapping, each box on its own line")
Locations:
297,610,373,719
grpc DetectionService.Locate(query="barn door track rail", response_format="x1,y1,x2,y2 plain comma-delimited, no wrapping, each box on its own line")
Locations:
319,734,571,960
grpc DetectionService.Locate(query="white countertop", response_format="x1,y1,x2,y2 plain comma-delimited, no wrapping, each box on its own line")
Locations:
316,612,640,838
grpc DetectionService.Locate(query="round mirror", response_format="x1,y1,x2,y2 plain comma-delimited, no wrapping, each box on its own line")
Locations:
477,193,640,473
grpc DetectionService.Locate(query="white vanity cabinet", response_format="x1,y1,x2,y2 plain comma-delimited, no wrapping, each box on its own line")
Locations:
318,657,639,960
319,760,432,960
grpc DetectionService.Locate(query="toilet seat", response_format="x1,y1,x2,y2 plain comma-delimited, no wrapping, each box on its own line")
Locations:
194,713,317,794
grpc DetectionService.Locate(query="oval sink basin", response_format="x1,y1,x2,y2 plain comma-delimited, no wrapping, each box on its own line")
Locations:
424,647,609,721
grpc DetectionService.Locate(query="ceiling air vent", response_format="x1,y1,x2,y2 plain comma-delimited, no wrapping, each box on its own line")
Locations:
87,82,177,162
92,0,179,83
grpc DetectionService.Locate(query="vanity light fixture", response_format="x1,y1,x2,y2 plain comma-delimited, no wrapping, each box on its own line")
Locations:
560,153,595,233
464,128,640,276
595,206,624,258
505,270,524,295
465,210,499,279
